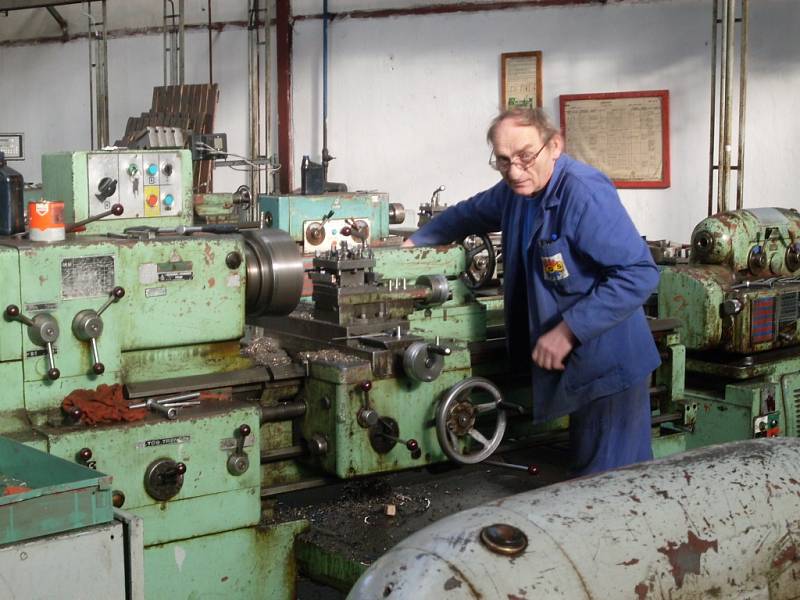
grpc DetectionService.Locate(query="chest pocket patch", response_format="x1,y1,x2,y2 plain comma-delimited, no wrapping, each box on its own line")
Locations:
541,251,569,282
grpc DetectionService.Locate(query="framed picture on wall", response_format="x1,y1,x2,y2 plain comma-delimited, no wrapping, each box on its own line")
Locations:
501,51,542,109
559,90,670,188
0,133,24,160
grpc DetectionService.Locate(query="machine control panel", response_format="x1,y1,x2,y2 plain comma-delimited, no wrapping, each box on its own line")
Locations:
87,151,184,219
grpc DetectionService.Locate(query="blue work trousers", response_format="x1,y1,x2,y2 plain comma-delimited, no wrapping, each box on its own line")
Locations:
569,377,653,477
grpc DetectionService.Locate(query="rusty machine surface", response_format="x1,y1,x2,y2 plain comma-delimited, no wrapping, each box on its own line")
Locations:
659,207,800,447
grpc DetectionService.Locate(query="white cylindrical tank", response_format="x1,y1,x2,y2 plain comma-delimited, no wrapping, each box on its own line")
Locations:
349,439,800,599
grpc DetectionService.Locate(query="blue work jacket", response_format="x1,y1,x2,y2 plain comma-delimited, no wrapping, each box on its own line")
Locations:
410,154,661,421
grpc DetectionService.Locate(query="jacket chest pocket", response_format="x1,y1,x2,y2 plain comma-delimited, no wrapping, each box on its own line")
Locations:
537,238,581,294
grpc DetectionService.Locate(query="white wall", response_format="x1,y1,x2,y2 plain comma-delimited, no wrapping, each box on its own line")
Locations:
1,0,798,243
292,0,800,242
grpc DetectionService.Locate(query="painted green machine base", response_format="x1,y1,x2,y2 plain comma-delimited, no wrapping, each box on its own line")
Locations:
144,519,308,599
296,538,368,593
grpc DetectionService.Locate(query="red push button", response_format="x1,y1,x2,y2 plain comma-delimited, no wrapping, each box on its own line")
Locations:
147,194,158,207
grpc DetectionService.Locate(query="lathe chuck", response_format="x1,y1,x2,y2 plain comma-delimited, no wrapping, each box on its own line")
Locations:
242,228,304,316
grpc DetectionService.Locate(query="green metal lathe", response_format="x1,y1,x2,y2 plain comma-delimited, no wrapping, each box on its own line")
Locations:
1,149,309,598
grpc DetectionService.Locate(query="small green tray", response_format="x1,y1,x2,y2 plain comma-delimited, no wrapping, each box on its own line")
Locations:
0,436,113,545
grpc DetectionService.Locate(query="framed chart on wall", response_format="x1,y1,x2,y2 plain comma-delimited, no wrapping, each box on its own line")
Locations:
559,90,670,188
501,51,542,109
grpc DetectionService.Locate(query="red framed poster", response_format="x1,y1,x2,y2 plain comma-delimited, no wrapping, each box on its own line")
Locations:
559,90,670,188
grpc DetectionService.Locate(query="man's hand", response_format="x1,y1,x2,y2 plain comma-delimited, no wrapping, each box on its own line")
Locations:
532,321,577,370
401,239,416,248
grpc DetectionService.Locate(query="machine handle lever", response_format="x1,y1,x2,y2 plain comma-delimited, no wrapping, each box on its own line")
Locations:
96,286,126,316
483,459,539,475
427,344,451,357
497,400,525,415
72,287,125,376
5,306,60,380
66,203,124,233
376,430,422,460
5,305,34,328
89,339,104,375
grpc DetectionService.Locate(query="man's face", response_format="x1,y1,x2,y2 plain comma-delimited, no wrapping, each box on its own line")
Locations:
491,118,561,196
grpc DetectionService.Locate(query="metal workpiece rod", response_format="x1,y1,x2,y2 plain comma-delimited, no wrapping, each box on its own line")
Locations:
735,0,749,210
128,391,201,409
260,401,307,423
707,0,719,216
149,401,178,420
155,391,201,404
158,401,201,408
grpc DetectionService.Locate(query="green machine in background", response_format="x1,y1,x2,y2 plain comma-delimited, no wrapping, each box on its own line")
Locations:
659,207,800,447
258,191,406,253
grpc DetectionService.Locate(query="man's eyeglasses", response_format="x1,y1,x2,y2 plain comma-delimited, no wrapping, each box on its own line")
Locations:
489,138,551,172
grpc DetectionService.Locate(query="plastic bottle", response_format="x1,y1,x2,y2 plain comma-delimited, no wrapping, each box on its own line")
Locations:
0,151,24,236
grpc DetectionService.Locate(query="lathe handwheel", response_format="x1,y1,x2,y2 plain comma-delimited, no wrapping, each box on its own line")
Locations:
460,234,496,289
435,377,507,464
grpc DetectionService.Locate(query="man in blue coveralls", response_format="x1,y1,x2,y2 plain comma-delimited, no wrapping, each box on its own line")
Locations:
403,107,661,475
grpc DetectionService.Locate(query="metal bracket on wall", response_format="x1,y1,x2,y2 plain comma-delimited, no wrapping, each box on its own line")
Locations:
45,6,68,39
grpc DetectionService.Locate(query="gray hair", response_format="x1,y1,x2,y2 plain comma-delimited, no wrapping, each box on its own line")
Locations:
486,107,560,145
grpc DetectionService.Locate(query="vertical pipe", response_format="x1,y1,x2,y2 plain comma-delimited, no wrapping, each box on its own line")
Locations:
715,0,728,214
166,1,172,83
96,0,109,148
277,0,293,193
172,27,178,82
254,5,261,201
719,0,736,213
322,0,328,161
178,0,185,84
208,0,213,85
163,0,168,85
736,0,749,210
264,0,273,199
707,0,719,217
248,0,260,200
87,2,95,150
